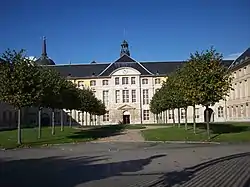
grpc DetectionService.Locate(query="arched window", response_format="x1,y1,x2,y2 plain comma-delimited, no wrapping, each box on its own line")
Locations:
218,106,224,118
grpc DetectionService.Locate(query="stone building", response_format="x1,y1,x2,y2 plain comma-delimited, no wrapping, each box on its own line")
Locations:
0,38,249,128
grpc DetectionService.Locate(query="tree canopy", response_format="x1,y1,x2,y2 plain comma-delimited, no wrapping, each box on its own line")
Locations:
150,47,232,129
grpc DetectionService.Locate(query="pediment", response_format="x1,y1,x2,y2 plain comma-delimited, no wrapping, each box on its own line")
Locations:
117,104,135,110
111,67,141,76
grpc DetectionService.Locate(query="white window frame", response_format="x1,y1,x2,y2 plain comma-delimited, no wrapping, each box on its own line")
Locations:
143,110,149,120
122,90,129,103
142,78,148,84
122,77,129,85
142,89,149,105
103,90,109,105
103,111,109,122
115,90,120,103
115,77,119,85
132,90,136,102
102,80,108,85
218,106,224,118
131,77,136,84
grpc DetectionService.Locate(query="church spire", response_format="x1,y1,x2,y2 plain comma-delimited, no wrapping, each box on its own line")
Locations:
42,36,47,57
120,40,130,57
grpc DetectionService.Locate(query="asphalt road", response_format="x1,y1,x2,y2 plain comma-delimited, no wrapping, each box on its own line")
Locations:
0,142,249,187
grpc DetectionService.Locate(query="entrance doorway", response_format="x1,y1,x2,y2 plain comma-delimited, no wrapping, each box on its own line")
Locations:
123,111,130,124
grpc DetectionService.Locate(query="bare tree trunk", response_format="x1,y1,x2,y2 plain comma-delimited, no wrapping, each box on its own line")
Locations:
177,108,181,128
206,105,210,139
172,109,175,125
156,114,159,124
17,108,21,145
38,108,42,139
193,105,196,134
52,109,55,135
60,110,64,131
185,107,188,130
69,110,72,127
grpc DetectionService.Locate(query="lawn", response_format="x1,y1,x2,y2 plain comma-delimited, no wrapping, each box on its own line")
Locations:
0,125,145,149
141,122,250,142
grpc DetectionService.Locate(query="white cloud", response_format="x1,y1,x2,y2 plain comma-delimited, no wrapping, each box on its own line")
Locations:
224,52,241,60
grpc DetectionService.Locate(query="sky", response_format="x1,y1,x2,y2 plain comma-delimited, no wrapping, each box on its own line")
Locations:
0,0,250,64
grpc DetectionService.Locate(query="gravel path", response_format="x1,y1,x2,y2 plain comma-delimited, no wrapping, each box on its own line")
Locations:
95,126,168,142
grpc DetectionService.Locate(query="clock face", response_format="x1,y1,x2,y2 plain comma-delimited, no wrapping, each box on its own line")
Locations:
123,69,128,74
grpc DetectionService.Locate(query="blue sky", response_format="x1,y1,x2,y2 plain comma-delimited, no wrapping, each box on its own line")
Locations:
0,0,249,64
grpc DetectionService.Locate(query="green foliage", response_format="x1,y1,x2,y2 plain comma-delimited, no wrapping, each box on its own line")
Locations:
150,47,232,116
187,47,232,106
0,49,41,108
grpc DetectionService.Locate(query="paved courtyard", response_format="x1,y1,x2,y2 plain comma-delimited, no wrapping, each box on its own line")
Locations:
0,142,249,187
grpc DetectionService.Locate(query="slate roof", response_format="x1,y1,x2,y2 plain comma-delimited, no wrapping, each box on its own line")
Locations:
35,56,55,65
229,48,250,70
50,63,109,78
50,59,233,78
141,61,185,75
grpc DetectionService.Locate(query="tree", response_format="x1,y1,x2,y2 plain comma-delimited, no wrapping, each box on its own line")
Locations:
180,59,203,133
187,47,232,138
40,67,65,135
0,49,42,144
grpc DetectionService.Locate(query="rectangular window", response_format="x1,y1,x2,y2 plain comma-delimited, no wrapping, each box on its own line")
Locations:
77,112,82,122
155,78,161,84
132,90,136,102
142,78,148,84
115,77,119,85
103,90,109,105
78,81,84,87
102,80,108,85
115,90,120,103
195,108,199,119
143,89,149,105
103,111,109,122
122,77,129,84
90,80,96,86
168,110,173,119
218,107,224,118
181,109,185,119
131,77,136,84
143,110,149,120
122,90,129,103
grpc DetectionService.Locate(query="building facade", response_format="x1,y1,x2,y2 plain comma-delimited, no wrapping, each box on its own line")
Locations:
0,39,249,128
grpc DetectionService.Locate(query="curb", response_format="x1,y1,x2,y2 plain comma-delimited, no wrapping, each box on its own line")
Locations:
91,140,221,144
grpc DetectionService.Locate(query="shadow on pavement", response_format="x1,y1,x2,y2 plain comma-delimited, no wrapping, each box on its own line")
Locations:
68,125,127,140
0,154,166,187
144,152,250,187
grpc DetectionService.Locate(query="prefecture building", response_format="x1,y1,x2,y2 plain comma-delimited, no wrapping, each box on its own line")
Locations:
0,38,249,128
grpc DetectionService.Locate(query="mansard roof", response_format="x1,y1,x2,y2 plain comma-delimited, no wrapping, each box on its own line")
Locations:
50,58,233,78
229,48,250,70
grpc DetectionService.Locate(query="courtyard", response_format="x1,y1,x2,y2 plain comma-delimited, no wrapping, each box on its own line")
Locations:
0,141,249,187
